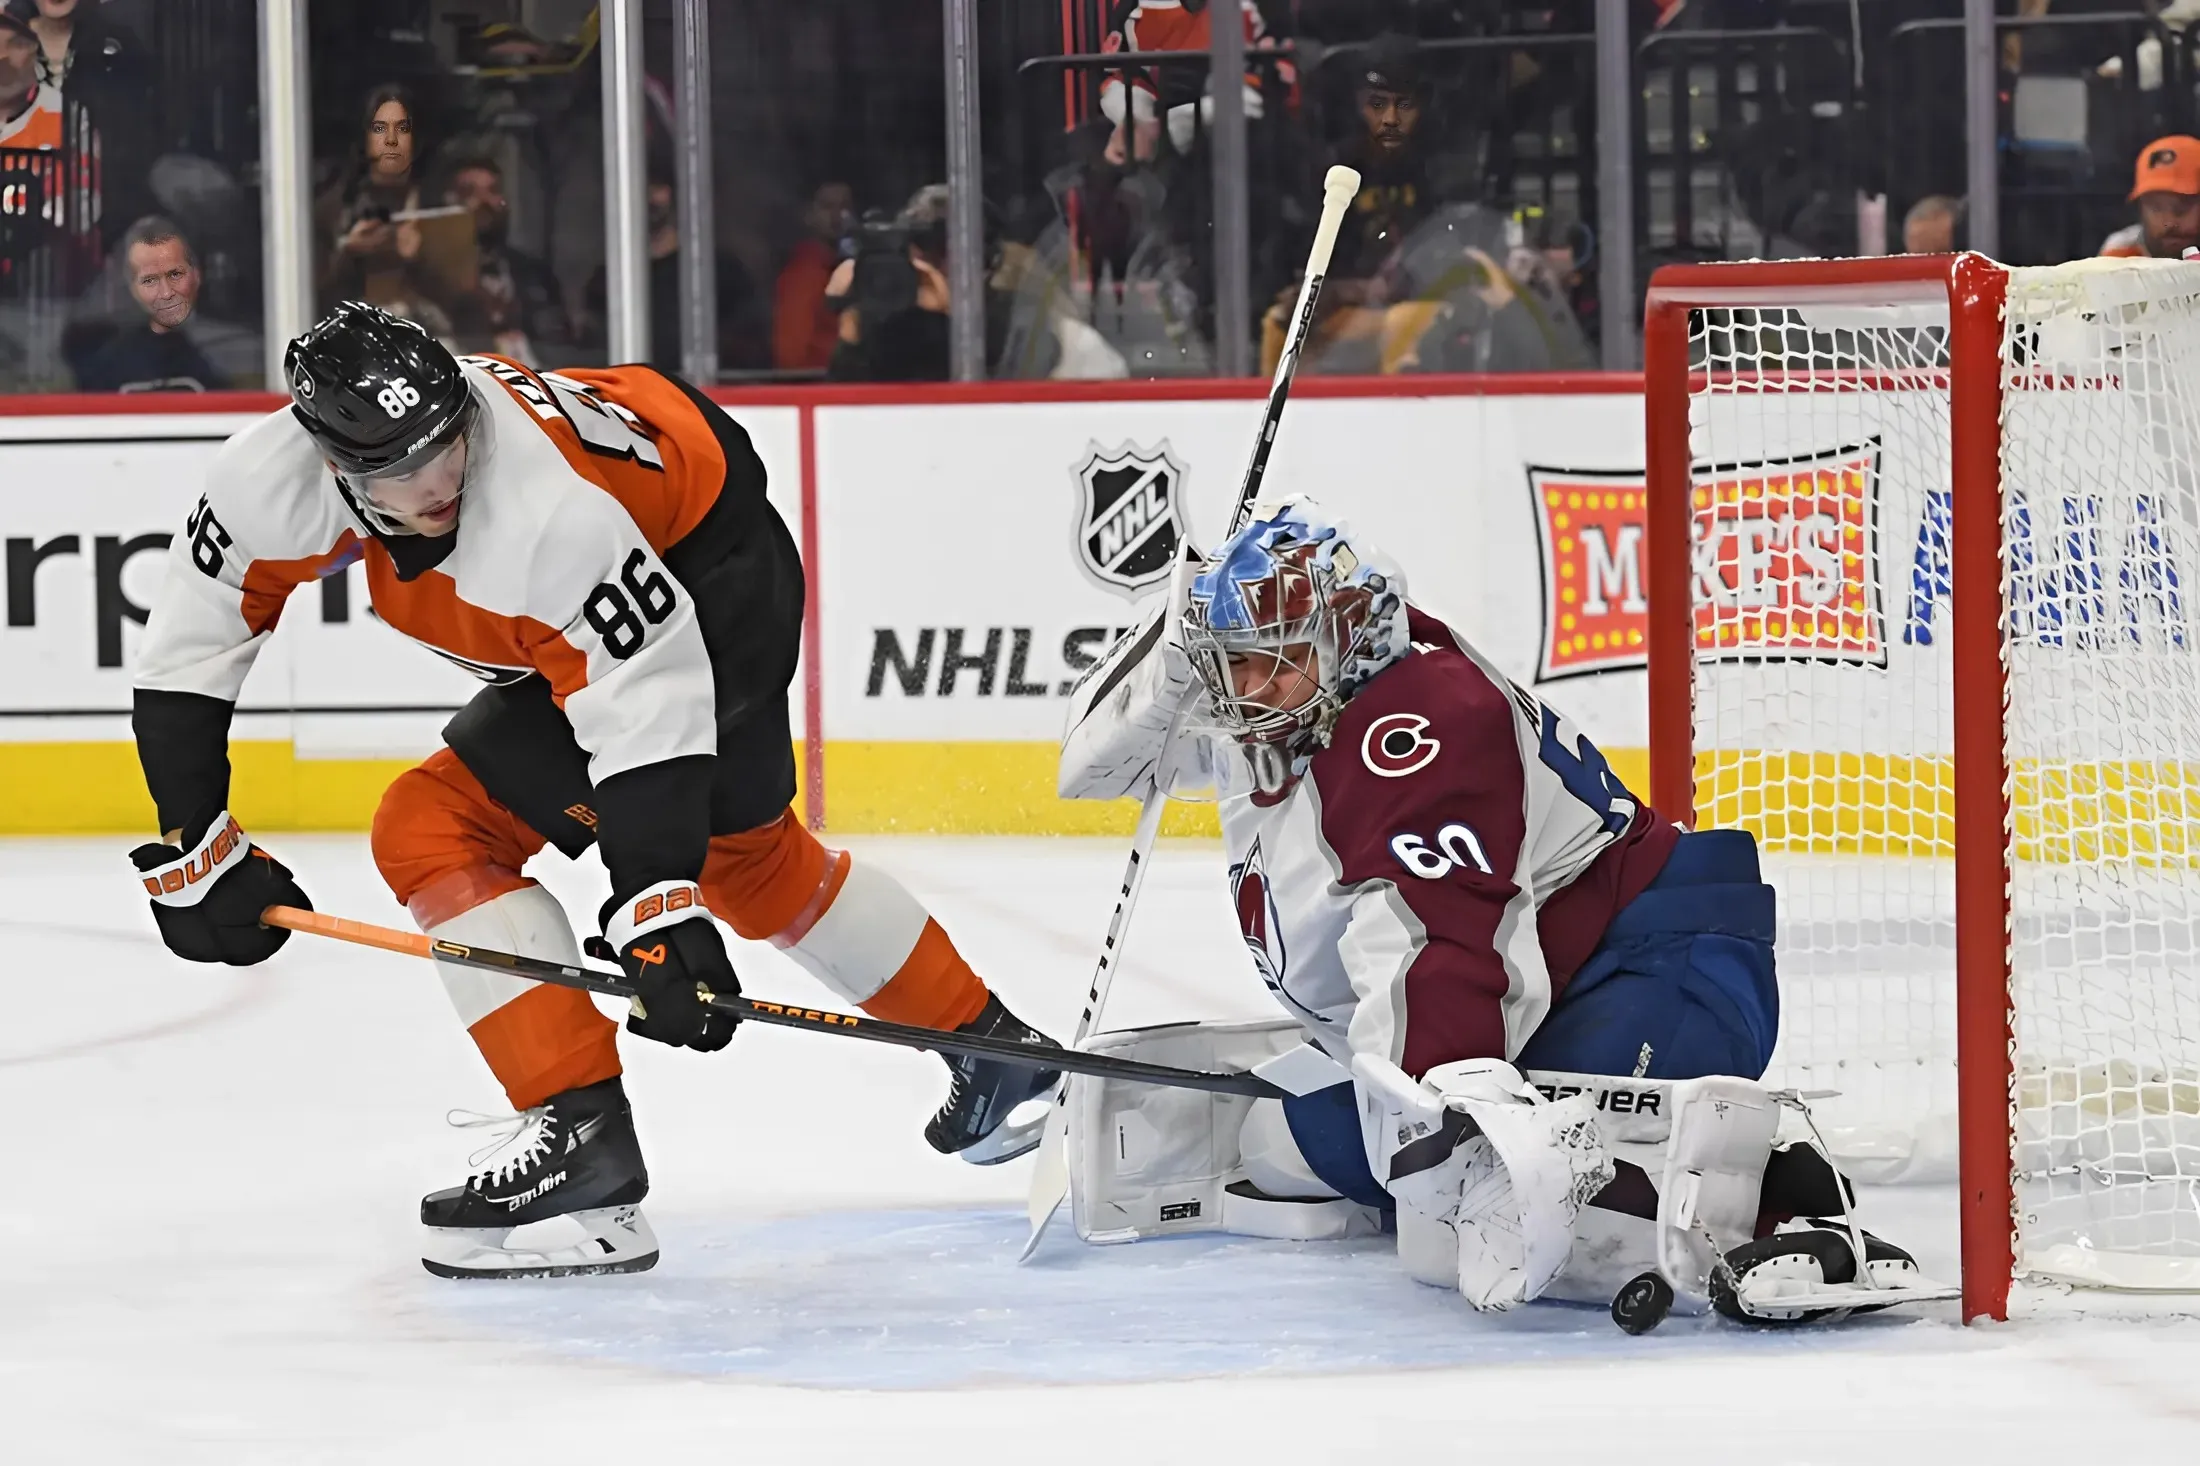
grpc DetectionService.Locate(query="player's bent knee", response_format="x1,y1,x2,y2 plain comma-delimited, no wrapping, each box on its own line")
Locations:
1068,1019,1385,1244
372,750,544,922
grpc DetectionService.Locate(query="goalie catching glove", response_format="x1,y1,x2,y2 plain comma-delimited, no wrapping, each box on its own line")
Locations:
1355,1054,1614,1311
130,812,310,966
596,881,739,1052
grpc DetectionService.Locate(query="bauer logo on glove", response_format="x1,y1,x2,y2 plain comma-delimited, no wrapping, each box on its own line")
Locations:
129,811,311,966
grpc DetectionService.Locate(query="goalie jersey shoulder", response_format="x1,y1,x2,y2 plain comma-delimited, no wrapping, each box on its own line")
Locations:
1301,607,1535,888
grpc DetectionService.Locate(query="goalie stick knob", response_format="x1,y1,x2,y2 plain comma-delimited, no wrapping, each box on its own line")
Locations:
1610,1271,1675,1336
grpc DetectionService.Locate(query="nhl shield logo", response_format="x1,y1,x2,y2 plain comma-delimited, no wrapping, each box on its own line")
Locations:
1072,441,1188,593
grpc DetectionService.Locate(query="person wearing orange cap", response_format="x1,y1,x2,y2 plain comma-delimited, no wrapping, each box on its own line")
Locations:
2101,135,2200,259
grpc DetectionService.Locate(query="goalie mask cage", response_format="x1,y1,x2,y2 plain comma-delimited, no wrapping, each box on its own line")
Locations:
1644,253,2200,1323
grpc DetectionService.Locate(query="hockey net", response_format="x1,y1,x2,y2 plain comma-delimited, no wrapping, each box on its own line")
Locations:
1644,254,2200,1319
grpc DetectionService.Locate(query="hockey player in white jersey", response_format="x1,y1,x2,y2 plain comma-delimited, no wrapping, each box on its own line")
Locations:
125,303,1059,1279
1059,501,1949,1325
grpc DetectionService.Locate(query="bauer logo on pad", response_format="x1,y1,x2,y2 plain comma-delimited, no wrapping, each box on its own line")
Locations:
1071,441,1188,594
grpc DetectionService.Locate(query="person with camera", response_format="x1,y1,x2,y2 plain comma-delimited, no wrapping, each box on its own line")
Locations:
822,185,955,382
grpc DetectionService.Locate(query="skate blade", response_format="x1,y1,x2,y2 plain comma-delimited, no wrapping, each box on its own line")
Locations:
952,1094,1057,1166
421,1204,660,1280
1735,1273,1960,1317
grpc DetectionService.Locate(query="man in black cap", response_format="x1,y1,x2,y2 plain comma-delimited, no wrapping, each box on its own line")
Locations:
1330,33,1444,286
1263,33,1471,373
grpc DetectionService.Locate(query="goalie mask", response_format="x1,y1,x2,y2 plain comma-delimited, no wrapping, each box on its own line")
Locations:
1181,502,1408,787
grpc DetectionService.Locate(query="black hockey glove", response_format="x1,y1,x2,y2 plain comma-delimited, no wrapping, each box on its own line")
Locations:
129,812,310,966
596,881,739,1052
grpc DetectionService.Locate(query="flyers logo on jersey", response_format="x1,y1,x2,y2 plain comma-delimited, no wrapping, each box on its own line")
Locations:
1361,713,1440,777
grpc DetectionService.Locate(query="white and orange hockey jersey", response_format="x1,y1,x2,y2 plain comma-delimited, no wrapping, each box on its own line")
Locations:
134,359,735,807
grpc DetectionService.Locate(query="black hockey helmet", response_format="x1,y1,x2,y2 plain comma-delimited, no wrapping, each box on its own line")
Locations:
284,301,476,478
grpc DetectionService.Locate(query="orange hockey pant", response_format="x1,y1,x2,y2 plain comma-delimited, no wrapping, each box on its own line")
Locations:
370,749,990,1110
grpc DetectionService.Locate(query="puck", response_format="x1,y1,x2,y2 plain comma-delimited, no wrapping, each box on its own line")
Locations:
1611,1271,1674,1335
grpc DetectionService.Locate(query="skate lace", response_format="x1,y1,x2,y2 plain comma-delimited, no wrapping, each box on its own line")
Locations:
446,1106,557,1187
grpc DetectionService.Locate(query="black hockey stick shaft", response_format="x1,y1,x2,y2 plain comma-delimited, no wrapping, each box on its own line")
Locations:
264,905,1282,1100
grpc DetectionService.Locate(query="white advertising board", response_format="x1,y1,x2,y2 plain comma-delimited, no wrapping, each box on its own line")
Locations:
0,405,806,755
812,389,1652,750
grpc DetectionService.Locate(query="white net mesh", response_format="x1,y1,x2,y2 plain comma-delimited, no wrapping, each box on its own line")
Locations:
1681,258,2200,1291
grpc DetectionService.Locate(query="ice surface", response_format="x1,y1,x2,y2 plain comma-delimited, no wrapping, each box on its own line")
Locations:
4,835,2198,1462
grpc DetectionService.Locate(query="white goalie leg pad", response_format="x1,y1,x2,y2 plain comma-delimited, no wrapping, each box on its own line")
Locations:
1356,1055,1614,1311
427,883,583,1028
1069,1019,1383,1244
1651,1076,1782,1299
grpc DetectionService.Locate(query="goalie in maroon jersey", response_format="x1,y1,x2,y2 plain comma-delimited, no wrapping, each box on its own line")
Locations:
1058,500,1954,1325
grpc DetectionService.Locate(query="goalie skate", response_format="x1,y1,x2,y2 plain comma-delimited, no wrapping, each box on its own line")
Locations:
1711,1220,1959,1326
419,1075,659,1279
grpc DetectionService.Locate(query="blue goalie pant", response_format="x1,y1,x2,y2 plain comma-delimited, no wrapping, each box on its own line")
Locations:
1282,828,1782,1210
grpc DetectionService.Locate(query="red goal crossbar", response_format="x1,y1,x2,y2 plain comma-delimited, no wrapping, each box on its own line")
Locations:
1641,253,2017,1323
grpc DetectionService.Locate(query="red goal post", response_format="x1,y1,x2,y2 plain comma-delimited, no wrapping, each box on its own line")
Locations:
1643,253,2200,1324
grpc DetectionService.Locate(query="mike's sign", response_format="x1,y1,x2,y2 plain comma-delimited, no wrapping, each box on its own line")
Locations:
1529,442,1885,682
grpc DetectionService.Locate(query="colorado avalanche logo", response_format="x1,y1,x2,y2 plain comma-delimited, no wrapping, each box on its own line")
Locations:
1361,713,1441,777
1229,836,1287,990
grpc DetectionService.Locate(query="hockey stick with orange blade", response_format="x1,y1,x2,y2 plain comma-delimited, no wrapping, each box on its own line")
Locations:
262,904,1283,1100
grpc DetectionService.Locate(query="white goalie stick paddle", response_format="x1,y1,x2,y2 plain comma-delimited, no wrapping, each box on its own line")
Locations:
1018,164,1365,1262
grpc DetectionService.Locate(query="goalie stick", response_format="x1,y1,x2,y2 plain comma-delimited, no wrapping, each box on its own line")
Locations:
261,905,1288,1100
1018,163,1365,1262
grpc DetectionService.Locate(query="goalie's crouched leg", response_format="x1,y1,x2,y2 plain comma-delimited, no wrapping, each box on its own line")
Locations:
1515,829,1780,1086
1066,1020,1388,1244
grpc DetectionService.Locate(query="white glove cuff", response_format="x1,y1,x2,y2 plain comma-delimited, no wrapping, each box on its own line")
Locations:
137,811,252,908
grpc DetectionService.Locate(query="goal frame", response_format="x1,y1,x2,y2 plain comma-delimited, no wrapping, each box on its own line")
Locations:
1642,253,2017,1323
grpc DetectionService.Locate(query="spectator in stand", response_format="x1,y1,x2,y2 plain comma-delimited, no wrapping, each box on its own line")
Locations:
0,5,44,146
4,0,151,265
824,185,953,382
315,83,454,336
1099,0,1283,166
773,180,852,374
441,153,567,364
1902,195,1964,255
2101,136,2200,259
75,214,223,391
584,173,765,374
0,5,59,288
1263,34,1453,373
